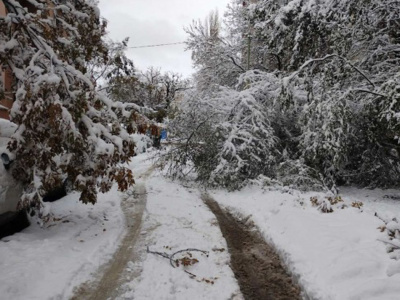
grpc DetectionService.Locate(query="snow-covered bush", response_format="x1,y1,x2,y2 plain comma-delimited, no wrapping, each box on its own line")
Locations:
354,74,400,187
276,159,326,192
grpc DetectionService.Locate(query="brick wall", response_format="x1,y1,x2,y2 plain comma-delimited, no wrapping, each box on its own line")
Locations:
0,1,11,120
0,0,50,120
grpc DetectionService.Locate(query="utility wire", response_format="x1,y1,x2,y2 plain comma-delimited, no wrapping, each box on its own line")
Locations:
127,42,185,49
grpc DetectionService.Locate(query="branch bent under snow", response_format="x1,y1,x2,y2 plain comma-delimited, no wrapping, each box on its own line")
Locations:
283,54,376,89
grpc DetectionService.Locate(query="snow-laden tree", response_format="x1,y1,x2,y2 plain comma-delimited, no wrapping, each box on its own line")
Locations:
185,8,245,91
93,38,136,90
210,71,279,189
169,0,400,190
238,0,400,187
270,0,400,186
139,68,190,110
0,0,137,208
165,70,281,189
163,89,223,182
106,65,190,125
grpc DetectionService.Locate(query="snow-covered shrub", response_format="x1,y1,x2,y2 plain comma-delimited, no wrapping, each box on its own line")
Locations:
355,75,400,187
285,57,355,189
165,70,282,189
210,106,276,188
276,159,326,192
210,71,279,189
310,195,347,213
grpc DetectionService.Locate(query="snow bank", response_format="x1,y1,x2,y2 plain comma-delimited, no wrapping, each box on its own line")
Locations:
211,187,400,300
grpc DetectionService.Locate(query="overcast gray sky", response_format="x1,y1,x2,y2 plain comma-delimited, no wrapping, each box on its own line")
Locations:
98,0,230,78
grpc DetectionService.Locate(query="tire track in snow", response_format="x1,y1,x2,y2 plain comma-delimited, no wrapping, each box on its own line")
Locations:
72,167,154,300
202,193,302,300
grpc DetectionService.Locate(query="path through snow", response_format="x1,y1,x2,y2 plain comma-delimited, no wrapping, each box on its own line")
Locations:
117,169,243,299
71,154,244,300
72,182,147,299
203,193,302,300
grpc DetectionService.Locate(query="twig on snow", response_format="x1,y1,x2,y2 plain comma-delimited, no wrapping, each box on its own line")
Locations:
147,246,209,268
184,270,197,278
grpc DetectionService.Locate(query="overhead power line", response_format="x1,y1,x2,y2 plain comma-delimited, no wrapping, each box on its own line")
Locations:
127,42,185,49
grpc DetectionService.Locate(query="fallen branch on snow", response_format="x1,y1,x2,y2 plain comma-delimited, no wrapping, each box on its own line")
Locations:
146,246,209,268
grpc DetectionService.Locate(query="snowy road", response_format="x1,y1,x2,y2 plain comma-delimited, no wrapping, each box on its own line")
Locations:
118,167,243,300
0,155,242,300
72,155,244,300
1,152,400,299
73,164,302,300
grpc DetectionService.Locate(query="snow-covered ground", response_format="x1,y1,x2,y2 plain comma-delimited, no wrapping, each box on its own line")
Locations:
1,151,400,299
119,168,242,299
0,185,126,300
0,152,242,300
211,186,400,300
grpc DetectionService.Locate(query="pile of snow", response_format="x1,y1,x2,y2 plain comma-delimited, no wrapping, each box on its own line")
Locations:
211,187,400,300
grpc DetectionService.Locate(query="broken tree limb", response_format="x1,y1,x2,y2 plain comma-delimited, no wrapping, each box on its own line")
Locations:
146,246,209,268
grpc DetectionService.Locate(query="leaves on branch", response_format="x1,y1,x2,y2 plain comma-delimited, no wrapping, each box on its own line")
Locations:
0,0,145,209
